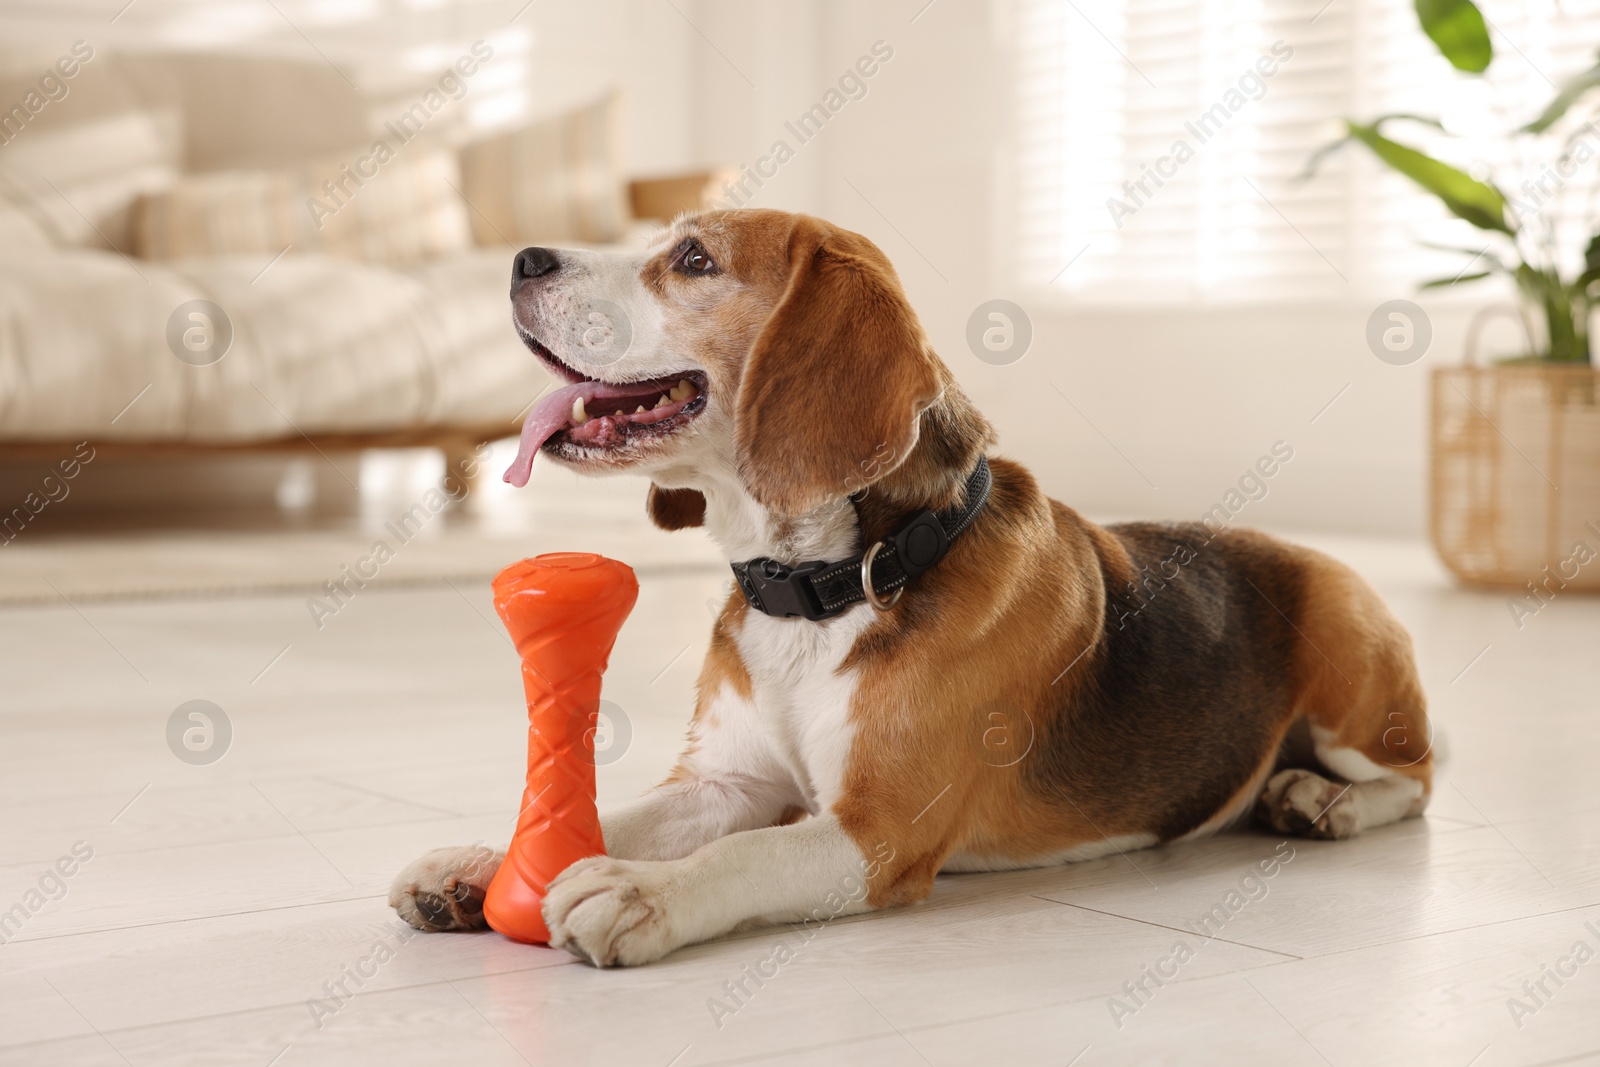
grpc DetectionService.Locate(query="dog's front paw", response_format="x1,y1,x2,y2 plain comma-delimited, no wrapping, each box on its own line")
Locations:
389,843,502,932
543,856,679,967
1258,769,1357,839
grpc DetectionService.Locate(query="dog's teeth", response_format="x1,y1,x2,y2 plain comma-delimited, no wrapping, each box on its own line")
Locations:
635,405,646,413
669,379,696,402
654,394,671,408
571,397,588,424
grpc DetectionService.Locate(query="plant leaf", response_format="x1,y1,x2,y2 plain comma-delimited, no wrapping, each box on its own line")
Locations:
1512,264,1588,362
1415,0,1493,74
1346,120,1514,234
1299,114,1448,180
1585,232,1600,275
1523,58,1600,133
1365,112,1449,133
1299,137,1350,180
1420,271,1493,288
1415,239,1506,261
1351,113,1450,136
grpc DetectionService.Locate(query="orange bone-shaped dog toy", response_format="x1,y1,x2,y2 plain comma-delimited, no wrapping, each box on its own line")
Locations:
484,552,638,944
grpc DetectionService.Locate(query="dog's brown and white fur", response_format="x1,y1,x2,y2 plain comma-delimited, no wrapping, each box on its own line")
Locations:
390,210,1433,966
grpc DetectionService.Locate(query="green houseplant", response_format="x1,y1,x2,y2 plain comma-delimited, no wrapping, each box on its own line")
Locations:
1309,0,1600,591
1308,0,1598,364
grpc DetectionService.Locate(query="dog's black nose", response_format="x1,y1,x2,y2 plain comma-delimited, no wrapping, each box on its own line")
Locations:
514,246,559,282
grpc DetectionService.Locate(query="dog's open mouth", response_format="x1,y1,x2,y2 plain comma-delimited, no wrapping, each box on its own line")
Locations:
503,333,708,487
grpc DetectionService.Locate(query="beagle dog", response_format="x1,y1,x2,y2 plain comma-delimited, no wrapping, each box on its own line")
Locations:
389,210,1433,966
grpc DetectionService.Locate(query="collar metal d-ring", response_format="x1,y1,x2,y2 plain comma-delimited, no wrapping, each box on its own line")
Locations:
860,540,903,611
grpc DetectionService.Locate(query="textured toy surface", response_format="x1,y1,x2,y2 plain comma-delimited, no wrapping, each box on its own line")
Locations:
484,552,639,944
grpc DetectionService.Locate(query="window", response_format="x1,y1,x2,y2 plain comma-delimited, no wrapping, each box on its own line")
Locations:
1013,0,1600,304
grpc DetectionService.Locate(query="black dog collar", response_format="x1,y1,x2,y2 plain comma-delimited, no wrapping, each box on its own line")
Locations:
731,456,992,621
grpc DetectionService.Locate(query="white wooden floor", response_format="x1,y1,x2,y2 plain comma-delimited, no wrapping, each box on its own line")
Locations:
2,533,1598,1067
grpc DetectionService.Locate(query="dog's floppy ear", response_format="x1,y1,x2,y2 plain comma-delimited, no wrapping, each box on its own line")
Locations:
646,484,706,530
735,216,942,516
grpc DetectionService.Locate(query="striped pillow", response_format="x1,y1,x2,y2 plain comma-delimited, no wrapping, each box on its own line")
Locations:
458,90,629,246
133,145,471,264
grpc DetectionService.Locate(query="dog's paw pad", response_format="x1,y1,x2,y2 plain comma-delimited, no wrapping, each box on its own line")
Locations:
1259,769,1358,840
389,845,500,932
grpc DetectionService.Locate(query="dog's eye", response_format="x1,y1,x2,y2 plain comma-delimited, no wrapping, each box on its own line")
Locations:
677,242,716,275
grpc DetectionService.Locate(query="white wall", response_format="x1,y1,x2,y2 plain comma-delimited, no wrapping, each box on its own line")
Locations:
512,0,696,176
678,0,1503,538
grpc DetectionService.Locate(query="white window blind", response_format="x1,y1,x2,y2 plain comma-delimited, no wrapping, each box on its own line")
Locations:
1014,0,1600,303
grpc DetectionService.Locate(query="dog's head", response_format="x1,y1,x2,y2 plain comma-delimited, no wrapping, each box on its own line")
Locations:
506,209,982,527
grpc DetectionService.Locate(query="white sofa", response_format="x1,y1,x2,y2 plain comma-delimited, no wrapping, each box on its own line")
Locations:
0,45,714,469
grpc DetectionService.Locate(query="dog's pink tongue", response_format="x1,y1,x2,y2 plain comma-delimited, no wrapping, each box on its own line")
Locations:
505,382,591,487
506,378,670,487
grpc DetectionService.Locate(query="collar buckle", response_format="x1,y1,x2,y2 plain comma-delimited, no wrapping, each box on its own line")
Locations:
730,557,832,620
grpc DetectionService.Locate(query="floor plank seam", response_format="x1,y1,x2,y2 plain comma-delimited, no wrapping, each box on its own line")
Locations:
0,952,585,1051
0,894,391,946
309,774,467,819
1526,1047,1600,1067
691,953,1309,1066
0,809,487,872
1261,897,1600,964
1026,895,1305,960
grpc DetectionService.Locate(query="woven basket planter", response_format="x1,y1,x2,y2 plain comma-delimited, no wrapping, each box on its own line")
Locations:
1431,364,1600,590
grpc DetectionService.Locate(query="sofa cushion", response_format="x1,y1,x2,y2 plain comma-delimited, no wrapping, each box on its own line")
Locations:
0,246,549,442
133,144,472,265
458,90,630,246
114,51,379,174
0,47,182,252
